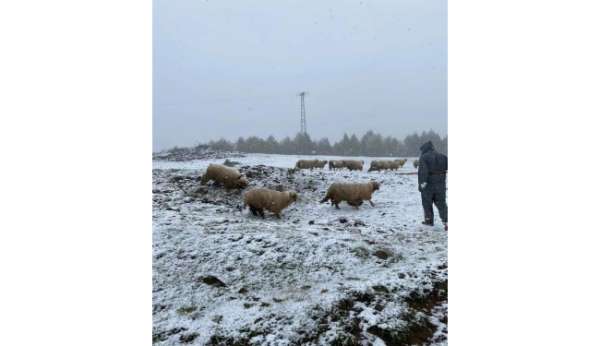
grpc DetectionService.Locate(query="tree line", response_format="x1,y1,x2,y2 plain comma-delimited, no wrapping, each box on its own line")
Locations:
195,130,447,157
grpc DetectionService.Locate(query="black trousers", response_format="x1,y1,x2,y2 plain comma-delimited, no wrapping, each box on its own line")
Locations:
421,184,448,223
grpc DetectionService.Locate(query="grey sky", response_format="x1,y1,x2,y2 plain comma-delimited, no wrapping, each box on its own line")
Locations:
154,0,447,151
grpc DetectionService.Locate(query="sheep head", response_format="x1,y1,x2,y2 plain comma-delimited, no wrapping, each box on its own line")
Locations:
371,181,381,191
236,177,249,188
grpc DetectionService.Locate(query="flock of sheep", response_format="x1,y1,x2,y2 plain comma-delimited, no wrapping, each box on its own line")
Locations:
296,158,419,171
200,158,419,219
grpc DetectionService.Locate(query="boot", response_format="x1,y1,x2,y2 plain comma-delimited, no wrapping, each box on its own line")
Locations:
422,220,434,226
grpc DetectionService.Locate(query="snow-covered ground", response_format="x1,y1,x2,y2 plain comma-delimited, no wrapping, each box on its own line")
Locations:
153,154,447,345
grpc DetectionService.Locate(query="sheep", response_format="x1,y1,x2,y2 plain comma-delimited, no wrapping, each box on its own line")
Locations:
368,160,390,172
243,188,298,218
320,181,380,209
200,164,248,190
368,159,406,172
328,160,346,171
315,160,328,169
296,159,314,170
343,160,364,171
387,159,405,170
413,159,419,168
296,159,328,170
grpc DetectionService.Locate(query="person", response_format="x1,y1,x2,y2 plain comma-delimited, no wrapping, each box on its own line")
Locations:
417,141,448,230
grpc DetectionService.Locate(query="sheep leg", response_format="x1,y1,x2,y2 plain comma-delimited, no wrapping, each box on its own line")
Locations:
369,200,375,207
258,208,265,218
349,200,363,209
275,212,281,219
334,202,340,209
249,206,258,216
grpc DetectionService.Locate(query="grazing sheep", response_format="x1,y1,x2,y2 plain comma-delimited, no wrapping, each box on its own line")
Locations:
320,181,380,209
413,159,419,168
388,161,400,170
200,164,248,190
243,188,298,218
315,160,328,169
369,159,406,172
343,160,364,171
370,160,393,171
388,159,405,170
296,159,328,170
328,160,346,171
368,160,385,172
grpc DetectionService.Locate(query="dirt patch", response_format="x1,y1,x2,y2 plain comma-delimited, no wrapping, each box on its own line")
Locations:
367,313,437,346
406,279,448,313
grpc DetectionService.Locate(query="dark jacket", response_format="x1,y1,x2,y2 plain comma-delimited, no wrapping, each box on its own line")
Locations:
418,141,447,188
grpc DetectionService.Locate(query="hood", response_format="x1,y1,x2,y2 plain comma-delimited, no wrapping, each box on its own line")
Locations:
420,141,434,154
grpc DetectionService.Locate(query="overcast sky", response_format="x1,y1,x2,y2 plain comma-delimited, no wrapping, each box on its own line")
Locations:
154,0,447,151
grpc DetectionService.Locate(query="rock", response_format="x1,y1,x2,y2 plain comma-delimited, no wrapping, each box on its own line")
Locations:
353,219,366,226
372,285,389,293
212,315,223,323
373,248,393,260
199,275,227,287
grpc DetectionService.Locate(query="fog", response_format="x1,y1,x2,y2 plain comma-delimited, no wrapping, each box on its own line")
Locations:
154,0,447,151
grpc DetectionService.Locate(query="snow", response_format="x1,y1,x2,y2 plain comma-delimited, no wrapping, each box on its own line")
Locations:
153,154,447,345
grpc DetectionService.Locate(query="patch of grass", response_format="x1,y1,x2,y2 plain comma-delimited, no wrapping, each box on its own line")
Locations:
179,333,199,343
176,306,197,315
